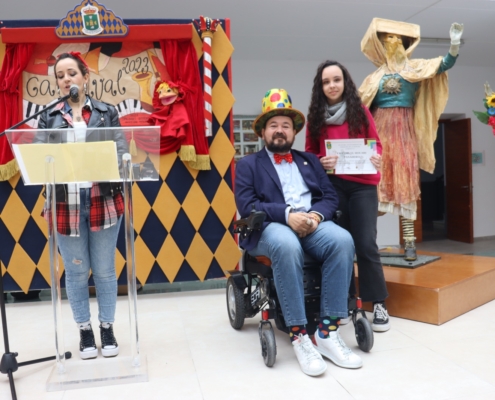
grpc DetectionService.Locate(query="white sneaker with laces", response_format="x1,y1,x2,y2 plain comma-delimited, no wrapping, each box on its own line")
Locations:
292,334,327,376
314,329,363,369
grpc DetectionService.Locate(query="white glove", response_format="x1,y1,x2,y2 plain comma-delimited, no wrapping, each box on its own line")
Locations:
450,23,464,45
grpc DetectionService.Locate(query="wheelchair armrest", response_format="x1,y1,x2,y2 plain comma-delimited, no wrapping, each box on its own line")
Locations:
233,210,266,236
332,210,342,223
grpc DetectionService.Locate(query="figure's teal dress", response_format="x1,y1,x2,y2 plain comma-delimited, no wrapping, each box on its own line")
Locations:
370,53,457,219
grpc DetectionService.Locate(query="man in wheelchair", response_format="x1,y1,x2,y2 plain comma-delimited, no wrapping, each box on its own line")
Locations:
234,89,362,376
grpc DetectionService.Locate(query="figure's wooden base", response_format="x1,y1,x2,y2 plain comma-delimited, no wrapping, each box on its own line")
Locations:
358,251,495,325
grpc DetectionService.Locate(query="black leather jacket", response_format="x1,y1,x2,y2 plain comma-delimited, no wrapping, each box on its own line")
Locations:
34,97,128,201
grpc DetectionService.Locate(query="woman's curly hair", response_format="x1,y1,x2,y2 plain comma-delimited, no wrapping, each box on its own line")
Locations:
307,60,369,143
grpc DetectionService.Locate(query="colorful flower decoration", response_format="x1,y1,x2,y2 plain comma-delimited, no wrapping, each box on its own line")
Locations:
473,82,495,136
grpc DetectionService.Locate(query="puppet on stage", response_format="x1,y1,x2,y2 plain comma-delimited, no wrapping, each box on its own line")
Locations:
359,18,463,260
149,80,196,161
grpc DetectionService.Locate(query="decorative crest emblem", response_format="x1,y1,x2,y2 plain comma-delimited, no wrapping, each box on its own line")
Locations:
81,4,102,35
55,0,128,39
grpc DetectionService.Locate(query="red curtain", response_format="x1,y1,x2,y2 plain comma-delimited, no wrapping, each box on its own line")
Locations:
0,43,35,181
160,40,210,169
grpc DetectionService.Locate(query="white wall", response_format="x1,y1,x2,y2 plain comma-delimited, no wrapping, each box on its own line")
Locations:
233,59,495,244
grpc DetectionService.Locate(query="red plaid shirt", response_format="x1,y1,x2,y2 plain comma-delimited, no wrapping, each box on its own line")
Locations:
48,184,124,236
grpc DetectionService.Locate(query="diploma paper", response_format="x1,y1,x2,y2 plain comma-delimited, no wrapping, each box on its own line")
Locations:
325,138,377,175
13,141,121,185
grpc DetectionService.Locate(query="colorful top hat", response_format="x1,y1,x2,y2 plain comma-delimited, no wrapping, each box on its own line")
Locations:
253,89,305,137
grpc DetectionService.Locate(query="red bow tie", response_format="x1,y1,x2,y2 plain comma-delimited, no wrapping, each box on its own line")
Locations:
274,153,293,164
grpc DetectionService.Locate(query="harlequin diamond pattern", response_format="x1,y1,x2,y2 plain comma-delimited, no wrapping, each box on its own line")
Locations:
130,184,152,235
211,25,234,74
185,233,214,281
7,244,37,293
210,127,236,177
0,19,236,290
55,2,128,39
156,235,183,282
182,182,211,230
212,77,236,126
153,185,181,231
215,231,241,274
1,190,30,242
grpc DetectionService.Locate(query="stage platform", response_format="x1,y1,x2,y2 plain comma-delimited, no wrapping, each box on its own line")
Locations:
359,250,495,325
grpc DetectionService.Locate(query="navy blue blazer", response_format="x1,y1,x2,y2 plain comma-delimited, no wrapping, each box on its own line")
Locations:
235,148,339,250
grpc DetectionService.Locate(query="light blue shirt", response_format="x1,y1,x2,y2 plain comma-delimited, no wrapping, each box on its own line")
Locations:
265,148,313,223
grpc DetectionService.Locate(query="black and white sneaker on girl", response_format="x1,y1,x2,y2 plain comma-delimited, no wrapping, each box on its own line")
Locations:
372,303,390,332
100,323,119,357
79,325,98,360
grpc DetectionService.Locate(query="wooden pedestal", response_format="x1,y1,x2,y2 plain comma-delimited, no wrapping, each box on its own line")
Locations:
358,251,495,325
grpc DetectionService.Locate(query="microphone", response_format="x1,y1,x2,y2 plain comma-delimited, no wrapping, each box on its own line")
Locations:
69,85,79,102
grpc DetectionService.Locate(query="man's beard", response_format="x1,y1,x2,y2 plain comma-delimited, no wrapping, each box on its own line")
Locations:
265,134,294,153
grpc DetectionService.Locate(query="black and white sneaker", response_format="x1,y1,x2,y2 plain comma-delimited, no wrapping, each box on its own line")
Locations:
100,323,119,357
372,303,390,332
79,325,98,360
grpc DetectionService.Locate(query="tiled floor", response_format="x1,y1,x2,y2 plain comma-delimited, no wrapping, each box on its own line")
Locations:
2,238,495,399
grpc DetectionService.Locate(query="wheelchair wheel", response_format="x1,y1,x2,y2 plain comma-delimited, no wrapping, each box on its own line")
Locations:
355,317,374,352
226,277,246,329
259,325,276,367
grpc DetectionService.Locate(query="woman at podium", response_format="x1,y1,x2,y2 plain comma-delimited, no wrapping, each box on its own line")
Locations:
34,52,128,360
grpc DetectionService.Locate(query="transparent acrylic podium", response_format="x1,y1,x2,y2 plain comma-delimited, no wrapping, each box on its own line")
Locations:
5,126,160,391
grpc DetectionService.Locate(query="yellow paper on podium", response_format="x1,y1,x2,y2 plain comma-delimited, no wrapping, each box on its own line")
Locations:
13,141,121,185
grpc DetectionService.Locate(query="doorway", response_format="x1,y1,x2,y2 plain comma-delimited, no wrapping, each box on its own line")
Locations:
420,125,446,241
419,117,474,243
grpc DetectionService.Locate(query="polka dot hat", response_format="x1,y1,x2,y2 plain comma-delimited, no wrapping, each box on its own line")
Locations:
253,88,306,137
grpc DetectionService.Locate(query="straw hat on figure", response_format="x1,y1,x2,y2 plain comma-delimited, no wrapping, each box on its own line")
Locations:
359,19,464,261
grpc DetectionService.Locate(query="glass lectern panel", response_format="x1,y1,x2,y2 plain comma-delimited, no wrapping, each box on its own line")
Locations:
5,125,157,391
5,126,160,185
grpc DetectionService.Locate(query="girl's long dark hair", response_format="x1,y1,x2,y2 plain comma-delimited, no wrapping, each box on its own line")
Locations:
307,60,369,143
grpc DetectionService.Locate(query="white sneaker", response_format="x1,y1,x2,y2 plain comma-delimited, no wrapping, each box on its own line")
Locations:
292,334,327,376
314,329,363,369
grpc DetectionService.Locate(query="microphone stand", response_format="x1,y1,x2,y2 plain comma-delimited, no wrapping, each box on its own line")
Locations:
0,92,72,138
0,93,73,400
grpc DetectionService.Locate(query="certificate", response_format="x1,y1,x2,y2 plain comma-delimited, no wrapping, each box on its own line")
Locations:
325,138,377,175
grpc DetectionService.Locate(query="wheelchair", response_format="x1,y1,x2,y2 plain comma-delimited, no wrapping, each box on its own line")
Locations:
226,209,374,367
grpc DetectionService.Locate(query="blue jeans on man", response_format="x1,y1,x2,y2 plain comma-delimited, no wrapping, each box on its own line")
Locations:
248,219,354,327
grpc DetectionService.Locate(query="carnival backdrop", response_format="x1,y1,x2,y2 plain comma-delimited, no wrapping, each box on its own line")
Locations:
0,2,239,292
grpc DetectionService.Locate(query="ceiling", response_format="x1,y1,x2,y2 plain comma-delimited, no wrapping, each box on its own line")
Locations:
236,0,492,67
3,0,495,67
161,0,495,67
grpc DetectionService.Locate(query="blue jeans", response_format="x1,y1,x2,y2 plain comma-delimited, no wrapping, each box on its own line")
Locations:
248,221,354,326
329,176,388,303
57,189,121,324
